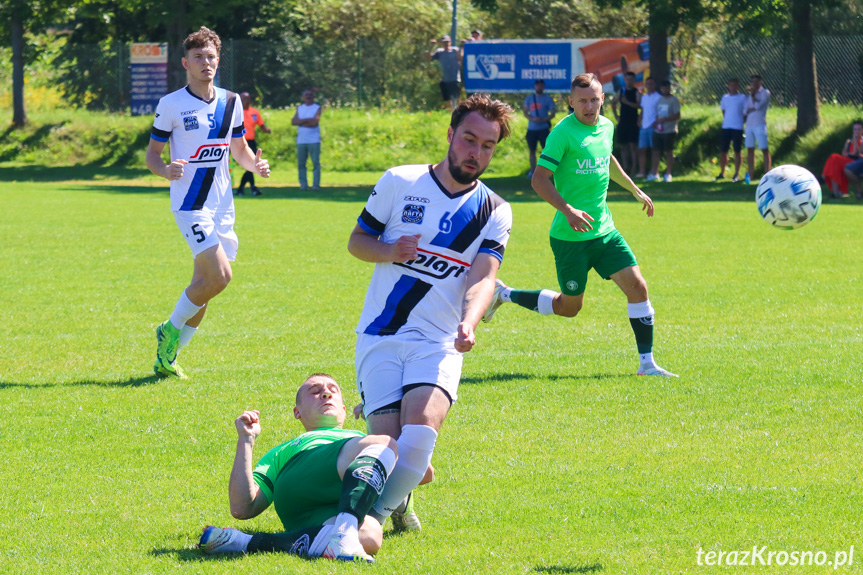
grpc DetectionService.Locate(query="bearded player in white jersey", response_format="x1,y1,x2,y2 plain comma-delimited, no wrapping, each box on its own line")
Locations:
348,94,515,530
145,27,270,378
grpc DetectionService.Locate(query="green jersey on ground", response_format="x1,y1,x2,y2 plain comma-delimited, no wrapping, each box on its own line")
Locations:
537,114,616,242
253,427,365,532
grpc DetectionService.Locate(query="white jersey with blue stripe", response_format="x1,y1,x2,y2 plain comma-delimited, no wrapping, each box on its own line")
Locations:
151,86,245,213
355,164,512,342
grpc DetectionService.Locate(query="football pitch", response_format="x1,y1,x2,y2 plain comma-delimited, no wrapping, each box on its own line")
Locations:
2,174,861,574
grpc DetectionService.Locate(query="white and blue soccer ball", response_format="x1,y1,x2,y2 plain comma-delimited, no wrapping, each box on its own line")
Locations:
755,165,821,230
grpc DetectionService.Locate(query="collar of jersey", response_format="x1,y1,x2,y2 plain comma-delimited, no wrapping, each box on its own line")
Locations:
428,164,478,199
185,85,217,104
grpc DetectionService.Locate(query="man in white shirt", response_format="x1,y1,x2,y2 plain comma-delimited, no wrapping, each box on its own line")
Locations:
637,77,661,180
716,78,747,182
292,89,323,190
145,26,270,379
347,94,515,531
744,74,772,184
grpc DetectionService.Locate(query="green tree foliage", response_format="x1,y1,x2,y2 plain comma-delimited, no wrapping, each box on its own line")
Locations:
1,0,74,126
290,0,483,106
722,0,855,133
478,0,647,39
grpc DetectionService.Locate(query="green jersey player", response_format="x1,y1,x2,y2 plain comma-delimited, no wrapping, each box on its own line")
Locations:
198,373,398,563
483,73,677,377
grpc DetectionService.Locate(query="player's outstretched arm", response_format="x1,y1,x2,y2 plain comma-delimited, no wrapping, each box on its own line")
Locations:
230,138,270,178
609,155,654,217
532,166,595,232
146,139,187,181
348,224,420,263
456,253,501,353
228,410,270,520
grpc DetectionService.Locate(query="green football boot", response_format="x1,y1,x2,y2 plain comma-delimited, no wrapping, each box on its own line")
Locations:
154,321,184,378
391,492,421,532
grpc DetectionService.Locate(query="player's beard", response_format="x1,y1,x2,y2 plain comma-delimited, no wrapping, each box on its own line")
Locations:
446,146,485,185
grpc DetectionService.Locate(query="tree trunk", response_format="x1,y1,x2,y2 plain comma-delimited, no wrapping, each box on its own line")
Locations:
791,0,819,134
166,0,188,92
11,16,27,127
647,7,669,84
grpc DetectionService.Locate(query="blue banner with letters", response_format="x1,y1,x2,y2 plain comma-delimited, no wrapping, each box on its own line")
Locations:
463,39,650,94
130,43,168,116
464,41,572,93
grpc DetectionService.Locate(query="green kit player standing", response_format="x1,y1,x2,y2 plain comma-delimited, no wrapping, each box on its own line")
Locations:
198,373,398,562
484,73,677,377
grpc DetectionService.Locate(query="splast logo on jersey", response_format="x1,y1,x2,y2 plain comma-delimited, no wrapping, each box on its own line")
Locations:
396,248,469,281
575,156,610,175
189,143,230,164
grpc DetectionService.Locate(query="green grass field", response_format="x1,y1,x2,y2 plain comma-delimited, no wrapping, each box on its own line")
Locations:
2,168,862,574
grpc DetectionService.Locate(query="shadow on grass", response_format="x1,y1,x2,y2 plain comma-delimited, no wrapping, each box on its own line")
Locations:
460,372,626,385
149,547,237,562
0,374,163,389
0,164,151,182
534,563,603,574
0,123,67,162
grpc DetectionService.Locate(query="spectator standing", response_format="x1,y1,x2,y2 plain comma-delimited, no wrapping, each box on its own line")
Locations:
292,89,323,191
823,120,863,198
638,77,660,180
429,35,461,110
237,92,271,196
460,29,483,58
648,81,681,183
744,74,772,184
716,78,747,182
611,71,640,175
523,79,557,179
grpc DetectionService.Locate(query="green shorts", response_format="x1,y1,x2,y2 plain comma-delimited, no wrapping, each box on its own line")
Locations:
550,229,638,296
271,437,353,532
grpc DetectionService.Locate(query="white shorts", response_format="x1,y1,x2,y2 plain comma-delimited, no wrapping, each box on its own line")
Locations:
355,330,463,416
174,209,238,261
745,124,769,150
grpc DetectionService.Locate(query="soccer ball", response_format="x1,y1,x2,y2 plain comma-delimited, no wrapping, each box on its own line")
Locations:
755,165,821,230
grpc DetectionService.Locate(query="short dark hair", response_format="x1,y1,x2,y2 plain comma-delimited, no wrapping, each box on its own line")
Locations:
535,79,545,85
728,77,740,84
571,73,600,91
297,373,338,404
624,71,636,78
854,119,863,127
184,26,221,56
645,76,656,83
751,74,762,80
450,93,515,142
660,80,672,88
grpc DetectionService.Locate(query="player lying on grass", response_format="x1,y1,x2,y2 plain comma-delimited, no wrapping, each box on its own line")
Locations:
145,26,270,379
198,373,397,563
483,73,677,378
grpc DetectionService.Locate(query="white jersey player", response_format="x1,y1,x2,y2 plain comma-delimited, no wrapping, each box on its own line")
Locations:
145,26,270,379
347,94,515,530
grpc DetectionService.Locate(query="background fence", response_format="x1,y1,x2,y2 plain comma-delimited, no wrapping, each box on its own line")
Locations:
679,35,863,106
11,35,863,112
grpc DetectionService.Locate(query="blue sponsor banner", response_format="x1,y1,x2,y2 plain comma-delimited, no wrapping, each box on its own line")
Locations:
130,43,168,116
464,41,573,93
463,38,650,94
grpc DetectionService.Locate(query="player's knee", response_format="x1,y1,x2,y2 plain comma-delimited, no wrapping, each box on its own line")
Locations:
359,517,383,555
366,434,398,457
555,296,582,318
208,268,232,293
